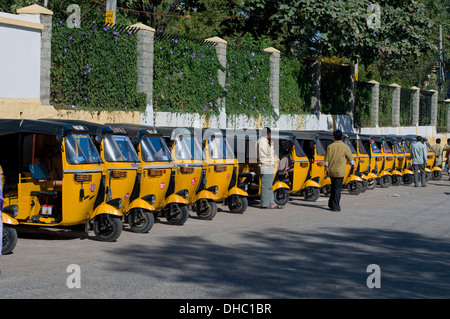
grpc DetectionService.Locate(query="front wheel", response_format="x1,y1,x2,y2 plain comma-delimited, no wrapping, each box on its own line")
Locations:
304,187,320,201
402,174,413,185
392,174,402,186
195,199,217,220
227,195,248,214
127,208,154,233
164,204,189,226
378,175,392,188
367,178,376,190
274,188,289,206
347,181,362,195
93,215,122,242
2,225,18,255
432,170,442,180
321,184,331,197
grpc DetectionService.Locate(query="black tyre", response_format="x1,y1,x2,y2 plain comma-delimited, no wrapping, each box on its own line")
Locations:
304,187,320,201
402,174,413,185
227,195,248,214
274,188,289,206
392,174,402,186
2,225,18,255
367,178,376,190
321,184,331,197
195,199,217,220
93,215,122,242
378,175,392,188
361,179,368,193
431,170,442,180
165,204,189,225
347,180,362,195
127,208,154,233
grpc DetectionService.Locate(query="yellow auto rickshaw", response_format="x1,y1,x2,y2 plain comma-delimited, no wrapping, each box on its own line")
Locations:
278,131,322,201
401,136,415,185
110,123,191,224
227,128,291,206
1,164,19,255
44,119,158,232
203,128,249,214
0,119,123,242
423,137,443,180
359,134,393,188
384,135,412,186
346,133,378,190
159,127,220,220
290,130,331,196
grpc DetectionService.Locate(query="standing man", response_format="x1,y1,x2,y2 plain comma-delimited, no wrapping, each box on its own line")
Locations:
257,127,282,209
410,136,428,187
431,138,443,168
324,130,355,212
443,138,450,180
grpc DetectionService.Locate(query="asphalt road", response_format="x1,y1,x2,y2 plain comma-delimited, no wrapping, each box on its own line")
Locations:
1,178,449,300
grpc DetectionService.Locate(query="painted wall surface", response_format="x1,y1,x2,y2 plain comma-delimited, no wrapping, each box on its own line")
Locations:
0,12,41,99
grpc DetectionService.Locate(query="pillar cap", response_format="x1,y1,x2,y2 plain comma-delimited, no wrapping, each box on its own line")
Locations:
389,83,401,88
129,23,155,32
368,80,379,85
17,4,53,15
411,86,420,90
263,47,280,53
205,36,227,44
445,99,450,103
428,89,437,93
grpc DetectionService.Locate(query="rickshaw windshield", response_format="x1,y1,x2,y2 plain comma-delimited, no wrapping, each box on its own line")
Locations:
209,137,235,160
175,134,202,160
402,141,411,153
382,140,392,153
141,135,172,162
344,138,357,154
293,140,307,158
65,133,103,164
357,140,368,155
315,138,326,156
104,134,140,162
393,141,404,154
370,140,381,153
425,141,432,152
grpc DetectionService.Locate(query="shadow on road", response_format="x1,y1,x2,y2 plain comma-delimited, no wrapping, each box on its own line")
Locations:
104,227,450,298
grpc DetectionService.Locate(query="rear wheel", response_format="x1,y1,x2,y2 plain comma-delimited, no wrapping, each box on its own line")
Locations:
93,215,122,242
227,195,248,214
195,199,217,220
2,225,18,255
127,208,154,233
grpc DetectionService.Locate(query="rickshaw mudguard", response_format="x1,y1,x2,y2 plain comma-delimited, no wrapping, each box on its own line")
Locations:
431,166,442,172
127,198,155,212
347,174,363,183
272,181,290,191
378,170,392,177
304,179,321,189
2,213,19,225
321,177,331,187
164,193,189,206
391,170,402,176
364,172,378,180
90,203,123,220
425,167,431,173
193,190,220,202
226,186,248,197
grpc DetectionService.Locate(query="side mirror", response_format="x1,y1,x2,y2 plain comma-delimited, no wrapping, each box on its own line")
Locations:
56,134,63,143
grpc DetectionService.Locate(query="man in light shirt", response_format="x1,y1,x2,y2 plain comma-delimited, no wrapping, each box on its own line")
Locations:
257,127,283,209
410,136,428,187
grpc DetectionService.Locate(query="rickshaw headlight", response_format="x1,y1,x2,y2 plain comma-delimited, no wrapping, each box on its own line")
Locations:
111,170,127,179
148,168,163,177
177,189,189,198
207,186,218,194
180,166,194,174
214,165,227,172
74,174,92,182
